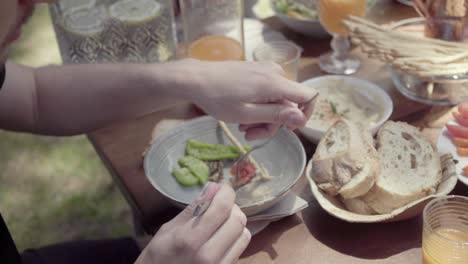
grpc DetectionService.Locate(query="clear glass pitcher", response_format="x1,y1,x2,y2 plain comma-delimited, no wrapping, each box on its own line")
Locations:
179,0,245,61
49,0,178,64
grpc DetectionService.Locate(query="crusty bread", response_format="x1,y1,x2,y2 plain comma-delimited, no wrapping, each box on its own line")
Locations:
311,119,379,199
361,121,442,214
341,197,376,215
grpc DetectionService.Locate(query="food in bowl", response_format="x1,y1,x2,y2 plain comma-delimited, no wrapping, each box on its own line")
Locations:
310,120,456,217
171,121,273,190
272,0,318,20
300,76,393,142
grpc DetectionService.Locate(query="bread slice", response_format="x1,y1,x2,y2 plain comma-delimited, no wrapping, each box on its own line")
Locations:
311,119,379,199
361,121,442,214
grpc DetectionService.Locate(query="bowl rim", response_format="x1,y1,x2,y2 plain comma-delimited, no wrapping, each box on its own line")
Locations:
143,116,307,209
300,75,394,136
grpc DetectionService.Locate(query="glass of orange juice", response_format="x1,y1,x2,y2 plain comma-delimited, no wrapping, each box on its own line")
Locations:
253,41,303,81
422,195,468,264
179,0,245,61
318,0,366,75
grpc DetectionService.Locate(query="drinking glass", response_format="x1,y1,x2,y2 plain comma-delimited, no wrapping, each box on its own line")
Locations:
253,41,303,81
422,195,468,264
179,0,245,61
49,0,178,64
318,0,366,75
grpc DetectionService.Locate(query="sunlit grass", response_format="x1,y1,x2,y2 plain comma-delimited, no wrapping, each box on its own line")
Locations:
1,4,132,251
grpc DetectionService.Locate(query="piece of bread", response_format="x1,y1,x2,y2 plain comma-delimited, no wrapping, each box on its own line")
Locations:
311,119,379,199
341,197,376,215
361,121,442,214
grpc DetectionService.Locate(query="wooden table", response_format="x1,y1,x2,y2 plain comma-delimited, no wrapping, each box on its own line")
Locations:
88,1,468,263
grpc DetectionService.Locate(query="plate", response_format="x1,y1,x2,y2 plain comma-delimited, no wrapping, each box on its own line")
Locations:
395,0,413,6
437,125,468,186
144,116,306,216
306,154,458,223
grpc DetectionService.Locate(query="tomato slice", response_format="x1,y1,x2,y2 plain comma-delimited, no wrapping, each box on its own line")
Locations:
452,112,468,127
457,147,468,157
452,137,468,147
231,160,257,187
447,124,468,139
458,104,468,119
463,166,468,178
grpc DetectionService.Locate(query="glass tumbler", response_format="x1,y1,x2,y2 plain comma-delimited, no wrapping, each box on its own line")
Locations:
179,0,245,61
253,41,303,81
422,195,468,264
49,0,178,64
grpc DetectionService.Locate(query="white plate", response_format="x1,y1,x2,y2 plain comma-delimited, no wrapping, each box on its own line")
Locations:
436,124,468,186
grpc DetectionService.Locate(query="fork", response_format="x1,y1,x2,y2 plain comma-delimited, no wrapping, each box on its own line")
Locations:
234,96,317,180
234,125,282,181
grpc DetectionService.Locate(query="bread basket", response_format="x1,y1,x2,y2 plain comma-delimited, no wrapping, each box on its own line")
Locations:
306,153,458,223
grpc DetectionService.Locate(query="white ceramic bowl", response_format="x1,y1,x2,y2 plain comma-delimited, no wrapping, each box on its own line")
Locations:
299,76,393,143
144,116,306,216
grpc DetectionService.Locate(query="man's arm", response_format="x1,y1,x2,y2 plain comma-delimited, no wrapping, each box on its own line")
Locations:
0,60,317,139
0,61,191,136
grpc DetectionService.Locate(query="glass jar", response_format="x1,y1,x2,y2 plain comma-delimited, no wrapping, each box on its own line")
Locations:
49,0,178,64
179,0,245,61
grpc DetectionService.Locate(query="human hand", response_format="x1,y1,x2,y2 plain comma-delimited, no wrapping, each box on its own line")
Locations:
135,183,250,264
173,59,318,140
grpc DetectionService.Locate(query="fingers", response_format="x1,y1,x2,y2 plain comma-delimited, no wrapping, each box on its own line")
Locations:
277,80,319,105
220,228,252,264
169,182,221,226
177,184,236,251
243,124,280,141
196,205,247,263
239,103,307,128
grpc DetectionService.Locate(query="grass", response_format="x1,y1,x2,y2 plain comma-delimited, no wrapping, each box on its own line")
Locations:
1,4,132,252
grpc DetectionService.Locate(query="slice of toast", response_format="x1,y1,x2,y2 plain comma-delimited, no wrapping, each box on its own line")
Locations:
361,121,442,214
311,119,379,199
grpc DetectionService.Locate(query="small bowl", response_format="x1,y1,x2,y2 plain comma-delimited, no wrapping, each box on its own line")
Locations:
144,116,306,216
306,153,458,223
299,75,393,143
271,0,328,38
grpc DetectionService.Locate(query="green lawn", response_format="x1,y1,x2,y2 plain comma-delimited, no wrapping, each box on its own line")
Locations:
1,4,132,252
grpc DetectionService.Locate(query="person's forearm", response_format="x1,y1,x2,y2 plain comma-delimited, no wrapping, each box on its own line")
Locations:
0,62,195,136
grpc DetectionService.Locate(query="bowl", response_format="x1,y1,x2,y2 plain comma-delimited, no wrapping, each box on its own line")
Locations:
306,153,458,223
299,75,393,143
143,116,306,216
271,0,328,38
389,18,468,106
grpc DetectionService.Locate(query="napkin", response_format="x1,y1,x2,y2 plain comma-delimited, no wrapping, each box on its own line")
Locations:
247,193,309,236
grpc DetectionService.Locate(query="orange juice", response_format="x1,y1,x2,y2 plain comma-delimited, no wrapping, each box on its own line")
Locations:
188,35,244,61
423,228,468,264
318,0,366,35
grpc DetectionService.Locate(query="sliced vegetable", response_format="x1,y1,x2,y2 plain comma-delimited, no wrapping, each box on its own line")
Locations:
231,160,257,188
186,139,249,161
446,124,468,139
179,156,209,184
452,137,468,147
172,167,199,186
458,104,468,119
463,166,468,178
457,147,468,157
452,112,468,127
